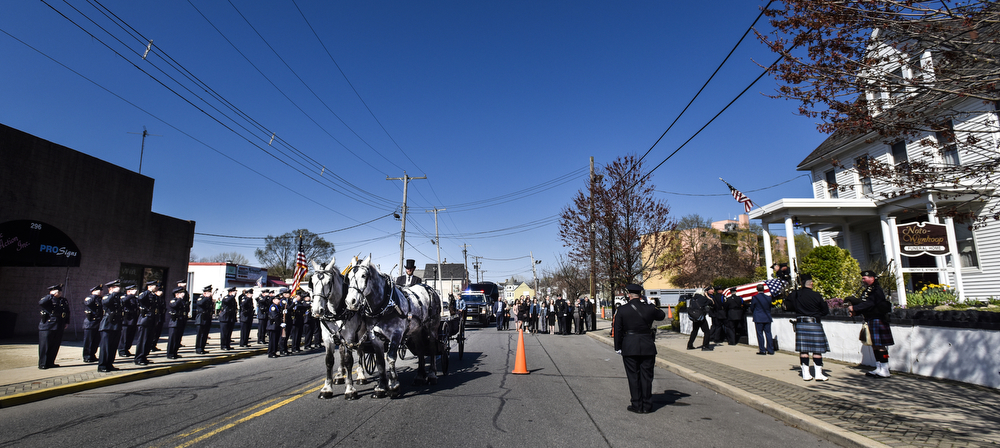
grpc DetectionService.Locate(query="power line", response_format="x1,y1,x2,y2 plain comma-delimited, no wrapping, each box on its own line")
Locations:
655,174,809,196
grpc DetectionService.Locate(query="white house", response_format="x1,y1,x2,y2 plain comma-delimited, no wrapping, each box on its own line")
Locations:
751,28,1000,303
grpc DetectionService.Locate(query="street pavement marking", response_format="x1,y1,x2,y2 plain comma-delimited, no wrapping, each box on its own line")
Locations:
153,381,323,448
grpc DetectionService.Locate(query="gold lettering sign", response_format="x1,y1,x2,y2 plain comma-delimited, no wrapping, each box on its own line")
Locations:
896,222,950,257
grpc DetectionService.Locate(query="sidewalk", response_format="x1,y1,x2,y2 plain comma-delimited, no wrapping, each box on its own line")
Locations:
588,318,999,447
0,326,290,408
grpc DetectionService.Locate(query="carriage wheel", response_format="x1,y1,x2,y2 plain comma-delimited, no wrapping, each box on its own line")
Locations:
440,348,450,375
457,317,466,360
361,350,378,376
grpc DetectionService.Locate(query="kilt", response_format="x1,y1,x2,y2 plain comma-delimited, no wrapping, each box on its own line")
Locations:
867,318,894,346
794,321,830,353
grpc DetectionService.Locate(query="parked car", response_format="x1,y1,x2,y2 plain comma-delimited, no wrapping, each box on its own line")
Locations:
461,282,499,326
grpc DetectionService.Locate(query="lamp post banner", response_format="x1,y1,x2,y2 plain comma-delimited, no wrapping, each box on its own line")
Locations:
0,220,81,267
896,222,949,257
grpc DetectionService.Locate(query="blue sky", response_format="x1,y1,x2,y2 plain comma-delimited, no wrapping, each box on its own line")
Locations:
2,1,825,283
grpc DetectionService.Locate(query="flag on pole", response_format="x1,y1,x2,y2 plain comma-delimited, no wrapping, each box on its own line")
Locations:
721,178,754,213
255,274,264,288
290,236,308,294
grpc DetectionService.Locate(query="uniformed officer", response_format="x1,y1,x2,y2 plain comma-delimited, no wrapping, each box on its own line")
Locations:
289,290,308,352
118,284,139,357
266,294,283,358
613,283,665,414
277,288,292,355
82,283,104,363
194,286,215,354
238,288,255,347
165,286,187,359
256,289,270,344
97,280,124,372
134,281,158,365
150,282,167,352
218,286,238,350
38,283,70,369
395,259,422,287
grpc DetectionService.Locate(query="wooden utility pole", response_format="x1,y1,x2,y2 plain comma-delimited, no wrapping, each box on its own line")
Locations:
387,172,426,275
590,157,597,303
127,127,160,174
427,207,446,295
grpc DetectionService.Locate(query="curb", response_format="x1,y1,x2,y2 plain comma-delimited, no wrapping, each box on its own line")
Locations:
588,331,888,448
0,348,267,409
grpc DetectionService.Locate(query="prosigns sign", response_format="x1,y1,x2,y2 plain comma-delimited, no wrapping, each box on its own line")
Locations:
0,220,81,267
896,222,949,257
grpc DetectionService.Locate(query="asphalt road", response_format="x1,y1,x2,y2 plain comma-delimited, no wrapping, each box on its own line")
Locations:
0,325,839,448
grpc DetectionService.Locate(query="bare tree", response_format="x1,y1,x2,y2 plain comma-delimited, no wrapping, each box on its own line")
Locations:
559,155,677,306
545,254,589,300
200,252,250,265
757,1,1000,224
254,229,335,278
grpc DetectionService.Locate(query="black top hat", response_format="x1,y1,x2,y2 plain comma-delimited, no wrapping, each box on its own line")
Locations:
625,283,643,294
47,284,64,291
404,259,417,270
202,285,213,292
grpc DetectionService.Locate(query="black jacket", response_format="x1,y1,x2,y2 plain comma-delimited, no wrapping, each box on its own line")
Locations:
39,294,70,331
613,298,665,356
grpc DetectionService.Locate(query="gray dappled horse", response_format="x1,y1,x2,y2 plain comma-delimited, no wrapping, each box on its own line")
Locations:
344,255,442,398
308,256,373,400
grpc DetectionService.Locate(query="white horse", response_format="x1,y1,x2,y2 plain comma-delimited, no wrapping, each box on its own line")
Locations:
309,256,373,400
344,255,442,398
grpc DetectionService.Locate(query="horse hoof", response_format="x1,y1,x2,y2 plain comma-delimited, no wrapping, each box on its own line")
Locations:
427,377,438,385
388,389,400,398
373,390,387,399
344,391,358,400
333,378,345,385
356,378,368,385
319,391,334,399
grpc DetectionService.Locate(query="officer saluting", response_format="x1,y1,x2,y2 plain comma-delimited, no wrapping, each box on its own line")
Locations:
38,284,70,369
613,283,665,414
395,259,422,287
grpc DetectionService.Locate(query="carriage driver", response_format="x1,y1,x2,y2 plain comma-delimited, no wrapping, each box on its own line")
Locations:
395,259,422,287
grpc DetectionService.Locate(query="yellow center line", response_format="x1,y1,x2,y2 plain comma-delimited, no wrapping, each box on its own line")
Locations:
159,381,324,448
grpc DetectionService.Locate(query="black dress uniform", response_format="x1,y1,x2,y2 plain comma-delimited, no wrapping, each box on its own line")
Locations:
238,290,254,347
98,282,124,372
277,289,292,354
150,287,167,352
134,286,157,365
256,291,270,344
195,286,215,354
118,287,139,357
38,284,69,369
218,288,238,350
266,298,283,358
166,287,187,359
289,292,307,352
613,284,665,414
82,285,104,362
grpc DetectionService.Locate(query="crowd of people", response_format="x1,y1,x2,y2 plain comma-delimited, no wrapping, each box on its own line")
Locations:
493,294,597,335
683,269,896,382
37,280,324,371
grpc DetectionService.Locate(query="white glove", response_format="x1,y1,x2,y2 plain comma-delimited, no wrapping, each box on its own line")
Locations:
280,323,286,328
615,350,622,354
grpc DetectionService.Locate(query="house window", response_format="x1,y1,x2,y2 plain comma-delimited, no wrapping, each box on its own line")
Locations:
855,156,873,195
889,65,907,98
955,225,979,268
936,120,959,166
863,231,883,266
825,169,839,198
891,141,910,174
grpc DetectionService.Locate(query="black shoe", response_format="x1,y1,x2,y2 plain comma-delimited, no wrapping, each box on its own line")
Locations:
687,345,696,350
118,351,131,357
627,406,646,414
38,365,48,370
150,347,161,352
702,346,714,351
83,358,97,363
756,351,767,355
767,352,775,355
98,366,120,372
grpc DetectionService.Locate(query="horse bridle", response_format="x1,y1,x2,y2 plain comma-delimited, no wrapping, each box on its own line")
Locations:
312,269,352,322
347,264,397,317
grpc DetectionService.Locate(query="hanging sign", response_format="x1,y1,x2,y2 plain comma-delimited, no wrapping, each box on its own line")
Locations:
896,222,949,257
0,220,82,267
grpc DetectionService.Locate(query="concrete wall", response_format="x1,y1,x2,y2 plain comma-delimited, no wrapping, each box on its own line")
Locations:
0,123,194,338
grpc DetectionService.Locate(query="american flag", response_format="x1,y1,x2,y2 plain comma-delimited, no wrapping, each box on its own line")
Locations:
255,274,264,288
289,237,308,295
722,179,754,213
722,279,787,301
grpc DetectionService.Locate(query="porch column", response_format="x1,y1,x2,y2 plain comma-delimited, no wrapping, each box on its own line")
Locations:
784,215,798,282
809,230,819,248
882,214,907,307
944,217,966,301
842,220,853,255
926,203,948,284
763,223,774,280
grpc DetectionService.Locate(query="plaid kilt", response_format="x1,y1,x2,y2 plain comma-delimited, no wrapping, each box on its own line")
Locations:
868,318,894,346
794,321,830,353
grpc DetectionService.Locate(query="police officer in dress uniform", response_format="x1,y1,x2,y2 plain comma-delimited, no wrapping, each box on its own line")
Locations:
134,281,158,366
395,259,422,287
277,288,292,355
256,289,270,344
118,284,139,357
218,287,238,350
266,294,283,358
38,284,69,369
175,280,191,348
613,284,665,414
82,284,104,363
166,286,187,359
97,280,124,372
238,288,255,347
150,283,167,352
195,286,215,354
290,290,308,352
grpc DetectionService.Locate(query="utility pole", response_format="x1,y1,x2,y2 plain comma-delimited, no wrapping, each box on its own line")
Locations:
530,251,541,296
471,255,483,283
387,171,426,275
426,207,446,295
127,127,160,174
590,156,597,306
462,244,469,287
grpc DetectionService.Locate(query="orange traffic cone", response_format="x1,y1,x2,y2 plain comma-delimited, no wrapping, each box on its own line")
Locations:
512,328,529,374
667,306,673,319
